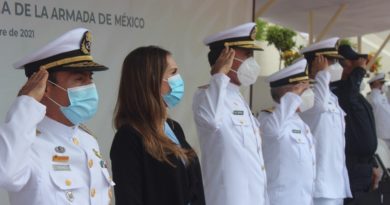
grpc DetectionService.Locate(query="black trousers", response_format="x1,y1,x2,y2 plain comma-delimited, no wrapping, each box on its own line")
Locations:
344,159,373,204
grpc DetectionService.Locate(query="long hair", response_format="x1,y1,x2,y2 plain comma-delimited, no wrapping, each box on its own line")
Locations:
114,46,193,165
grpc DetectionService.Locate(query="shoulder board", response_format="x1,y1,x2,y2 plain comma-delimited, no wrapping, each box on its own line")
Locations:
79,124,96,139
198,84,210,89
261,107,275,113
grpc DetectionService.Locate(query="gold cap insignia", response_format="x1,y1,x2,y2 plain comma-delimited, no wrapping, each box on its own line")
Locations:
250,26,257,41
305,64,309,75
335,39,341,50
80,31,92,55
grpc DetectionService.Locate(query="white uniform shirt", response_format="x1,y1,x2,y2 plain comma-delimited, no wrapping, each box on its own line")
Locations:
0,96,114,205
300,70,351,199
367,88,390,147
258,92,315,205
192,73,268,205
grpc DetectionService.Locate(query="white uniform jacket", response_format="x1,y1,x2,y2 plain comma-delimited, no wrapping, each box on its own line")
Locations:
300,70,352,199
258,92,315,205
0,96,114,205
192,73,268,205
367,88,390,147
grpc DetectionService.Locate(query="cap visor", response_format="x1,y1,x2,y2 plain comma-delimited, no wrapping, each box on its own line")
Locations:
235,45,264,51
51,61,108,72
357,54,368,59
323,54,344,59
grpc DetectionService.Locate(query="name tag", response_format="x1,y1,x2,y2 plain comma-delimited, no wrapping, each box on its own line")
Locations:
233,110,244,115
53,164,71,171
292,129,301,134
52,155,70,163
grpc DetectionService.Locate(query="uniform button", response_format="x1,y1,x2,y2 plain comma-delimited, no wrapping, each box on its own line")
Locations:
261,165,265,171
240,120,244,124
88,159,94,168
312,162,316,166
65,179,72,186
73,137,79,145
91,188,96,197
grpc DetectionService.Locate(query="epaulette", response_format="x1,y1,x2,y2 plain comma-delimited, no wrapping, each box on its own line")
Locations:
261,107,275,113
79,124,96,139
198,84,210,89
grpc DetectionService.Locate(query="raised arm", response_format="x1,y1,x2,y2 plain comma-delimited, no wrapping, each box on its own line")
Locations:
193,47,235,130
311,55,332,112
260,82,308,139
0,69,48,191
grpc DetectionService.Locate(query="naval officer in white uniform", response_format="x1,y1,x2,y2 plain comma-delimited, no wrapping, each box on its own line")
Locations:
0,28,114,205
192,23,268,205
367,73,390,148
300,38,352,205
258,59,316,205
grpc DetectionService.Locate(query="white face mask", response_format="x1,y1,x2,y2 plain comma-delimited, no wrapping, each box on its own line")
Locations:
328,63,343,82
232,57,261,86
360,81,366,92
299,88,315,112
382,84,389,93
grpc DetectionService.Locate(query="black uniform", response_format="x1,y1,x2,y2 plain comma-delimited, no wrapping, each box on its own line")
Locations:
330,67,378,202
110,118,206,205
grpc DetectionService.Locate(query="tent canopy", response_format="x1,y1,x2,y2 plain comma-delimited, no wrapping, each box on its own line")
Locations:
255,0,390,39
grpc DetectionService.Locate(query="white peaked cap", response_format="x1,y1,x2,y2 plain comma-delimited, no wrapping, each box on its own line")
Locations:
13,28,108,77
300,37,342,59
267,58,309,88
368,72,386,84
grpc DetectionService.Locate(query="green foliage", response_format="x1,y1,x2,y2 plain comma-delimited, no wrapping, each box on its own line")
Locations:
254,19,300,69
255,19,268,41
266,25,296,52
339,38,353,46
339,38,358,49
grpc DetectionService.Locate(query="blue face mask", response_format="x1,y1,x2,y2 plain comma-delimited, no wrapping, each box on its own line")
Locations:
163,74,184,108
47,81,99,125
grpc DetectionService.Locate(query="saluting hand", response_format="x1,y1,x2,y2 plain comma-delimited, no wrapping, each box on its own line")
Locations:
18,68,49,102
352,57,368,70
312,55,329,74
292,81,310,96
210,46,235,75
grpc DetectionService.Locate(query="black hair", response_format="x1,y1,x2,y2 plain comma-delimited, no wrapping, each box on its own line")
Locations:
207,46,224,66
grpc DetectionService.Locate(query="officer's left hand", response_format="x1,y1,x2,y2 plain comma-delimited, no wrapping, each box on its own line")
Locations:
18,68,49,102
371,167,382,190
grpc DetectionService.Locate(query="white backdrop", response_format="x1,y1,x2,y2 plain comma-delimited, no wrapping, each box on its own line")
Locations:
0,0,253,203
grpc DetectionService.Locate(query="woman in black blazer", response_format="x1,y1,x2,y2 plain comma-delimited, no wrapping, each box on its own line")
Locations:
111,46,205,205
